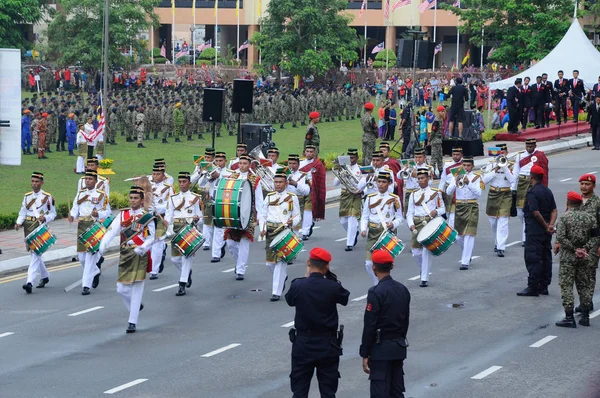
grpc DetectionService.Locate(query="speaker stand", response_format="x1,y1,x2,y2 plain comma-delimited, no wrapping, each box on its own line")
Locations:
237,113,242,144
211,123,216,150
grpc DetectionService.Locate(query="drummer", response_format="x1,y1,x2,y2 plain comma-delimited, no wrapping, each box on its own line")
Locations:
228,143,248,171
165,171,202,296
77,157,110,197
68,170,112,295
191,147,216,252
209,151,232,263
445,156,483,270
407,169,445,287
15,172,57,294
149,164,175,280
258,168,301,301
360,171,403,285
398,148,434,218
285,154,311,240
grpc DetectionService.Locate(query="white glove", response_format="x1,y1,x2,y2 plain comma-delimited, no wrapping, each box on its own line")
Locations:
397,218,405,227
127,239,135,246
98,243,106,256
134,246,145,256
166,225,175,238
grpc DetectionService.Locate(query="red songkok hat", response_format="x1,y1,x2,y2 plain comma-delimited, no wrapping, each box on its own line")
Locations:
372,249,394,264
436,105,446,112
309,111,320,119
364,102,375,110
531,165,544,175
579,173,596,184
309,247,332,263
567,191,583,203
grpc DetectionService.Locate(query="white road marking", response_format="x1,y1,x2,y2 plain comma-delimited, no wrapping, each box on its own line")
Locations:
590,171,598,174
280,321,295,328
221,268,235,273
335,238,347,242
408,273,432,281
560,178,573,182
506,241,522,247
301,249,307,252
589,309,600,319
313,226,321,229
351,294,368,302
471,366,502,380
529,335,557,348
458,256,480,262
68,306,104,317
201,343,241,358
104,379,148,394
0,332,15,338
152,284,179,292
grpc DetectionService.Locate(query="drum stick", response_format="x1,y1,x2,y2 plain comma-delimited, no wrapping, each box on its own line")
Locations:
375,207,388,231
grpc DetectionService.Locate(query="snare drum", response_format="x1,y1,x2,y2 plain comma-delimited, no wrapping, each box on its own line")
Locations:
416,217,457,256
370,230,405,258
213,178,252,230
172,224,205,257
102,214,115,229
269,229,304,263
25,224,57,255
78,222,106,254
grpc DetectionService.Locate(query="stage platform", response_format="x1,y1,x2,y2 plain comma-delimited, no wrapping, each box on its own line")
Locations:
495,122,590,142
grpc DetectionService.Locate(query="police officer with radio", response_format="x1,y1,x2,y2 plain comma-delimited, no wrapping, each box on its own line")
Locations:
360,249,411,398
285,247,350,398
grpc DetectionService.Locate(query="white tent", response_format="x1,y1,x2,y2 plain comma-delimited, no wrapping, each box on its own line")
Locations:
489,18,600,90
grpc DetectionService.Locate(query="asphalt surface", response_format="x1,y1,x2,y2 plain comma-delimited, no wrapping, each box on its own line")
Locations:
1,147,600,398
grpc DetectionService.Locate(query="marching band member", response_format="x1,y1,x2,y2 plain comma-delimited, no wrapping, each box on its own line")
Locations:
77,157,110,197
398,148,434,218
165,172,202,296
68,170,112,295
225,155,264,280
285,154,311,240
299,145,326,240
512,138,549,245
75,123,87,174
15,172,57,293
191,148,216,252
407,169,445,287
333,148,365,251
149,164,174,280
99,186,155,334
258,169,301,301
483,144,517,257
228,143,248,171
267,147,281,173
360,171,403,285
438,147,463,228
446,157,483,270
152,158,174,185
360,150,393,196
380,141,404,206
209,151,232,263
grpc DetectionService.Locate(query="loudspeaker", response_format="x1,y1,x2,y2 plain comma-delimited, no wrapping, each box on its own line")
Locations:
232,79,254,114
202,88,225,123
396,39,413,68
416,41,434,69
241,124,274,151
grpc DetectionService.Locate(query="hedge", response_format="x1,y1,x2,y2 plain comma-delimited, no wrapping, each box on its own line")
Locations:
153,57,168,64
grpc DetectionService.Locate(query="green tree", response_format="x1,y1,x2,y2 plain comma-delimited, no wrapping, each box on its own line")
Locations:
46,0,159,71
251,0,358,77
0,0,51,50
444,0,574,65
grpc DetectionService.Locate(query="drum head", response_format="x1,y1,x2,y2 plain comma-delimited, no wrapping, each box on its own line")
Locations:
417,217,444,242
270,229,292,248
238,179,253,229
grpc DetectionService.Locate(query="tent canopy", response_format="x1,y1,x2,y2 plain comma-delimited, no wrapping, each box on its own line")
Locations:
489,18,600,90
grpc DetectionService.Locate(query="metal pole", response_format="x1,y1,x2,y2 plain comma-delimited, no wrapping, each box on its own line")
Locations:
151,26,154,64
215,7,218,66
480,26,484,71
456,17,460,69
172,1,175,64
236,2,240,61
193,2,196,66
432,1,437,71
364,1,367,66
103,0,109,106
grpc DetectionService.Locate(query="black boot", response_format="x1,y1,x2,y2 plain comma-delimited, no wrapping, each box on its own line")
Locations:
175,138,181,142
187,136,193,141
22,283,33,294
579,310,590,326
575,302,594,313
279,124,285,129
516,287,539,297
45,147,52,153
176,282,186,296
162,138,169,144
126,323,136,333
187,270,192,288
137,143,146,148
36,277,49,288
198,134,204,139
555,310,577,328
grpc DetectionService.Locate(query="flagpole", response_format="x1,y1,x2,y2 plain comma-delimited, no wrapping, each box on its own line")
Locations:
432,0,437,71
364,1,367,66
151,26,154,65
480,26,484,71
193,0,196,67
456,17,460,70
215,0,218,67
172,0,175,64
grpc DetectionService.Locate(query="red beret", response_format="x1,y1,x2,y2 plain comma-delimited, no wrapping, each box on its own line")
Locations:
364,102,375,110
579,173,596,183
309,247,332,263
309,111,320,119
531,165,544,175
372,249,394,264
41,113,48,117
436,105,446,112
567,191,583,203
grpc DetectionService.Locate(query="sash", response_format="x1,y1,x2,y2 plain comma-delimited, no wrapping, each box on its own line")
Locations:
518,153,533,168
77,194,90,205
120,209,147,246
445,161,463,176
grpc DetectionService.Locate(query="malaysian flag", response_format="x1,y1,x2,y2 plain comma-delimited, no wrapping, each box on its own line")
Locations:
175,50,187,59
87,106,105,143
392,0,411,11
488,46,496,57
418,0,436,13
237,40,249,53
359,0,367,18
384,0,390,19
160,45,166,57
198,40,212,52
434,43,442,54
453,0,460,6
371,42,385,54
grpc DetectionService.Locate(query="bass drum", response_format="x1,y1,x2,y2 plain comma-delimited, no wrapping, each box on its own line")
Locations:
213,178,252,230
416,217,457,256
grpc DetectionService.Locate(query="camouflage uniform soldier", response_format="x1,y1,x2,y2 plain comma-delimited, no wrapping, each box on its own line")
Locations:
196,101,205,139
118,101,127,136
429,106,446,176
290,94,299,128
161,101,169,143
278,94,288,129
125,106,134,142
108,108,118,144
31,113,40,152
46,111,57,149
579,173,600,313
304,112,321,153
135,108,146,148
555,191,598,328
173,102,184,142
186,102,195,140
361,102,378,166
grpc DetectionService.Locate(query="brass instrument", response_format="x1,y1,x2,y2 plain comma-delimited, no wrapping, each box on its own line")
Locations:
479,154,511,173
400,167,415,180
332,155,361,194
457,175,469,189
249,145,275,191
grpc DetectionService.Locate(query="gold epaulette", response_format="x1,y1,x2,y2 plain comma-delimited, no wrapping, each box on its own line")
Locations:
367,193,377,197
164,183,172,187
286,191,297,196
267,191,277,196
24,191,33,196
430,187,441,192
97,190,105,194
389,193,399,198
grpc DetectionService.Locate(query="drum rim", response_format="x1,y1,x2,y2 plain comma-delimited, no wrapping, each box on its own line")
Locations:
416,216,445,241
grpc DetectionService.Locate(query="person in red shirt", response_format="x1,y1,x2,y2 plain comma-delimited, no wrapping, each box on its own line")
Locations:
64,68,71,91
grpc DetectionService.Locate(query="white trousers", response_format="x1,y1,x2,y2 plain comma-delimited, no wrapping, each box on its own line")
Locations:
171,255,192,284
81,252,100,289
202,224,214,249
365,260,378,286
302,210,313,236
489,216,509,250
340,216,358,246
448,212,456,228
27,252,49,284
227,237,250,275
150,240,166,275
76,156,85,173
267,261,287,296
117,281,145,325
457,235,475,265
517,208,526,242
95,153,103,161
212,227,225,259
411,248,432,281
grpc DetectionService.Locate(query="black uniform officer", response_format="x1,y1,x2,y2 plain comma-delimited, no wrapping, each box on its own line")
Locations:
285,247,350,398
518,164,557,297
360,249,411,398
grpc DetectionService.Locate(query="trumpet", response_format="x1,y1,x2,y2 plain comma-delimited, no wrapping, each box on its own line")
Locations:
400,167,415,180
479,154,510,173
456,174,469,189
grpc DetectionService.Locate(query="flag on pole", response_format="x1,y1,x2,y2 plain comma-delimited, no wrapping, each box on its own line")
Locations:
392,0,411,11
214,0,218,17
192,0,195,17
418,0,436,13
236,0,239,17
371,42,385,54
171,0,175,15
453,0,460,6
175,50,187,59
384,0,390,20
434,43,442,54
160,45,166,57
237,40,249,53
359,0,367,18
461,48,470,65
487,47,496,58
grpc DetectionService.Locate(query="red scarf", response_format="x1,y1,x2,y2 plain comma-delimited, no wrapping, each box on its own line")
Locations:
300,158,326,219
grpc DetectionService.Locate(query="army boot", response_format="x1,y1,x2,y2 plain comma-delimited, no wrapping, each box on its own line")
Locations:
555,310,577,328
579,309,590,327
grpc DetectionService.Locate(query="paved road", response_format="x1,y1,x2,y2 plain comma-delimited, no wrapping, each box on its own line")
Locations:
1,147,600,398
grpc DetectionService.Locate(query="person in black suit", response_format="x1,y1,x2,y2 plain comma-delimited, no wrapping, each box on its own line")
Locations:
507,78,522,134
541,73,553,128
569,69,585,123
360,249,410,398
520,77,533,131
554,70,569,125
530,76,547,129
590,76,600,100
587,96,600,150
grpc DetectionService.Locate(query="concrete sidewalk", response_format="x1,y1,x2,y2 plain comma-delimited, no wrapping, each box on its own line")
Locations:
0,133,591,276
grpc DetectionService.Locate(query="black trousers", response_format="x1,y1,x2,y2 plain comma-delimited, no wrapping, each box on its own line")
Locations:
57,132,67,150
508,106,520,133
572,96,581,121
555,97,568,124
521,107,530,129
534,104,545,127
369,359,405,398
592,123,600,148
386,124,396,141
291,355,340,398
401,129,411,155
524,233,553,290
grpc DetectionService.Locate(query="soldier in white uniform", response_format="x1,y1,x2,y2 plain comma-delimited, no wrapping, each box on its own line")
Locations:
165,171,202,296
438,147,463,228
482,144,517,257
285,154,311,239
267,147,282,174
258,170,301,301
68,170,112,295
75,123,87,173
209,151,232,263
298,152,316,239
360,171,403,285
15,172,57,293
397,148,434,218
360,150,393,197
152,158,175,185
191,148,216,252
149,164,175,279
228,143,248,171
446,157,483,270
407,169,445,287
77,157,111,197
